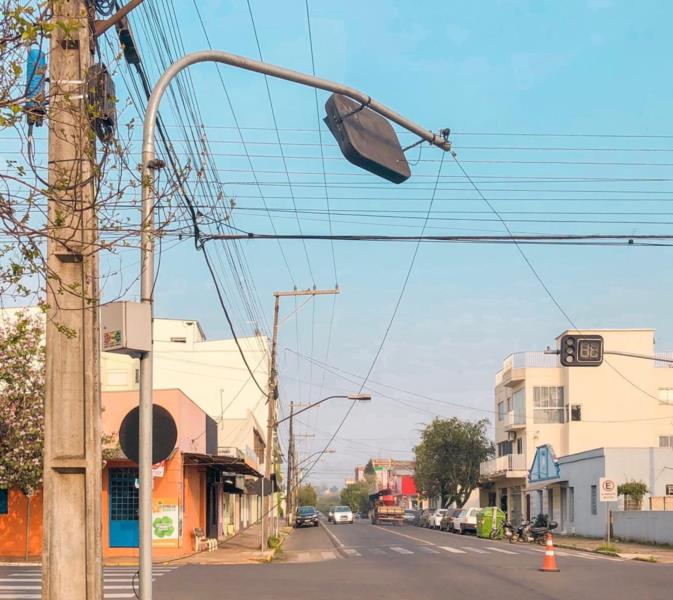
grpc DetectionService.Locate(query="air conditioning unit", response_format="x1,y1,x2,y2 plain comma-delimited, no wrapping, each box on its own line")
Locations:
507,431,517,441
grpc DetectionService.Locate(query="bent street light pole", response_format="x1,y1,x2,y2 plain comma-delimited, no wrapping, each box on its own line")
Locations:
140,49,446,599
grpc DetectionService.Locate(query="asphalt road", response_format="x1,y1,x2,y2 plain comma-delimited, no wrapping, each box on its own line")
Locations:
2,519,671,599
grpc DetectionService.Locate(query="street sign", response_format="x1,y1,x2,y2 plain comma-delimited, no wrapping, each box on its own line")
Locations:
560,334,604,367
599,477,618,502
119,405,178,465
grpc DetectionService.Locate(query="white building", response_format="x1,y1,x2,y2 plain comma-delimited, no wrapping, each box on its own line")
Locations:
479,329,673,526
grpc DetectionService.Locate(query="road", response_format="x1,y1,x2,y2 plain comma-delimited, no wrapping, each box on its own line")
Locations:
2,518,670,599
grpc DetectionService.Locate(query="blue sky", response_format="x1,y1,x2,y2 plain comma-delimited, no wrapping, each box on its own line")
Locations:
8,1,673,486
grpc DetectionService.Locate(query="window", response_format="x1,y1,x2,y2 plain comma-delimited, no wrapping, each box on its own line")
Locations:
533,386,565,424
658,388,673,405
571,405,582,421
506,396,512,412
660,436,673,448
170,336,187,343
0,489,7,515
666,484,673,496
512,388,525,422
569,487,575,522
591,485,597,515
134,368,139,384
498,441,512,457
516,438,523,454
497,401,505,421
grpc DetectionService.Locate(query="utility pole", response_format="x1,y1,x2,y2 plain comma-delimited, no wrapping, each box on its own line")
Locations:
43,2,101,599
286,402,294,520
264,288,339,537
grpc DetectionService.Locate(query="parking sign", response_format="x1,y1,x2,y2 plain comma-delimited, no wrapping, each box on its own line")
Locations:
599,478,618,502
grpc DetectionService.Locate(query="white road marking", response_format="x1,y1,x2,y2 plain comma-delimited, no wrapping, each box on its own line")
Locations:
485,546,518,555
389,546,414,555
439,546,466,554
297,552,311,562
321,551,337,560
417,546,440,554
462,547,488,554
343,548,362,557
368,548,387,556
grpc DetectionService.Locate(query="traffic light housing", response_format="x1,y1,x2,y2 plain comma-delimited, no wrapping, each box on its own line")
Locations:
324,93,411,184
560,334,604,367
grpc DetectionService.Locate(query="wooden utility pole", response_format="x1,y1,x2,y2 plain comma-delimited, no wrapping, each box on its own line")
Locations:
43,2,102,599
264,288,339,534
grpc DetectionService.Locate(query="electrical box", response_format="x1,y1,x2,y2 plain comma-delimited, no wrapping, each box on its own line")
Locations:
86,63,117,143
101,301,151,355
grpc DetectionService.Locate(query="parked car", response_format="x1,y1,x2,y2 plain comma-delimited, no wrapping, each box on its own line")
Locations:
357,511,369,520
333,505,354,524
429,508,449,529
440,508,462,531
328,506,335,522
295,506,319,528
403,509,417,525
452,507,480,534
418,509,434,528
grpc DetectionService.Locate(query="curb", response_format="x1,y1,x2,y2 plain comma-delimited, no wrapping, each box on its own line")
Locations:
318,520,348,558
0,562,41,567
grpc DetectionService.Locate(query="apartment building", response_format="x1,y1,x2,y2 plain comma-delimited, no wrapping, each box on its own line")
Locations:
479,328,673,525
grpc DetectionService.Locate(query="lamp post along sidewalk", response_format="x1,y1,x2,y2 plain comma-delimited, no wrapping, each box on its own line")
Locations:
140,49,449,599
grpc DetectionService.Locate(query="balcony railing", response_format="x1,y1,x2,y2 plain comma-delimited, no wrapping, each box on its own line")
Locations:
480,454,527,477
217,446,245,459
504,411,526,427
509,352,560,369
654,352,673,368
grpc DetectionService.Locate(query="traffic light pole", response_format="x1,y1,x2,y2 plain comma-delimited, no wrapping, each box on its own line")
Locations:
141,49,450,598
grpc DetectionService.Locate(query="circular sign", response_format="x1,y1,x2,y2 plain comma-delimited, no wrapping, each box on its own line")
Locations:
602,479,616,492
119,405,178,465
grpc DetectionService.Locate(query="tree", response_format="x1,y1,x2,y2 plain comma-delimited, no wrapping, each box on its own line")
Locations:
414,417,494,508
340,481,371,513
297,484,318,507
0,310,45,559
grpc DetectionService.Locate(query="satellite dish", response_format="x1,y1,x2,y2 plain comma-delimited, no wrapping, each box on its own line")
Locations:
119,405,178,465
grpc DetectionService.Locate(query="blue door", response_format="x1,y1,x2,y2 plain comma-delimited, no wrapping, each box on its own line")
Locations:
109,467,139,548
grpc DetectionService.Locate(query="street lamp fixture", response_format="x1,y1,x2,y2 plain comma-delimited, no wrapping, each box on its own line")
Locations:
275,394,373,426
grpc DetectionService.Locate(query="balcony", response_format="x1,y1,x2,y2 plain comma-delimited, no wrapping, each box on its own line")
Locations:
480,454,528,481
499,352,559,387
217,446,245,459
504,411,526,431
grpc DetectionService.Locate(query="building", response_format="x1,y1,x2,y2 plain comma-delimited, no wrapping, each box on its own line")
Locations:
358,459,419,508
0,389,261,560
479,329,673,526
527,444,673,541
102,317,271,474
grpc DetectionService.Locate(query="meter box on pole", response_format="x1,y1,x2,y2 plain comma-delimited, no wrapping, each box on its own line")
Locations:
101,301,151,356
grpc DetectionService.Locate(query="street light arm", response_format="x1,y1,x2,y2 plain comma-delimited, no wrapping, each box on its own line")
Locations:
142,49,450,165
275,396,347,426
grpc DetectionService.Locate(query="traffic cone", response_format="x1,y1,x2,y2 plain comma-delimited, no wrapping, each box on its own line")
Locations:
539,532,560,572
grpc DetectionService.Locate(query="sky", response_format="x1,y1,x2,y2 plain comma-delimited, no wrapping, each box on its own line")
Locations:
7,0,673,488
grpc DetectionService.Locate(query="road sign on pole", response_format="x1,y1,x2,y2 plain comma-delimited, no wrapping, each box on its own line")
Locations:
599,478,618,502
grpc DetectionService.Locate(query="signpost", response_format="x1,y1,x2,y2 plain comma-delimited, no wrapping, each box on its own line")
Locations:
599,478,618,544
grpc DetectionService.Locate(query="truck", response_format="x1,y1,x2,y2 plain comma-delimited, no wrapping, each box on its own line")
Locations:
370,492,404,526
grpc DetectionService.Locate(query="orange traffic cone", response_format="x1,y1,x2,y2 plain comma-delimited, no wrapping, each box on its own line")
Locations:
539,532,560,572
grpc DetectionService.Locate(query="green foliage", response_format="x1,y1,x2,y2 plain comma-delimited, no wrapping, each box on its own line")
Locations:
340,481,371,513
414,417,494,508
617,480,648,502
0,311,45,496
297,484,318,507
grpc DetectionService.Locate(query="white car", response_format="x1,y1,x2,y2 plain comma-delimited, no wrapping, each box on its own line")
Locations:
332,505,354,524
451,507,480,534
429,508,448,529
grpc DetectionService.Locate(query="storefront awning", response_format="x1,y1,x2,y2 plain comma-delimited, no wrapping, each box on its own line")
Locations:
182,453,262,477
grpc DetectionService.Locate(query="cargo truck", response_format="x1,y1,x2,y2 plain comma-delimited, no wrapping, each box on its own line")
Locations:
370,492,404,526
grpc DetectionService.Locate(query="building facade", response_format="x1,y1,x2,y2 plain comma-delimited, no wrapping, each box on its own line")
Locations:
479,329,673,525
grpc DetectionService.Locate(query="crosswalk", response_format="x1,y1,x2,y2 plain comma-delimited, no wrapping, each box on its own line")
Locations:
282,543,623,564
0,566,177,599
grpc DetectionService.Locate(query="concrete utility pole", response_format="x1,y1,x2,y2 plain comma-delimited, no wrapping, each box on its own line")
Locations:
43,2,102,599
264,288,339,540
286,402,295,519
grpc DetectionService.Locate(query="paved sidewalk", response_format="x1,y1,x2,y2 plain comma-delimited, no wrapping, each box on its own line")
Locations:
167,524,292,566
555,534,673,563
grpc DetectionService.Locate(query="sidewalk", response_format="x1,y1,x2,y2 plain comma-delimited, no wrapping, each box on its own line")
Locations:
166,524,292,566
555,534,673,563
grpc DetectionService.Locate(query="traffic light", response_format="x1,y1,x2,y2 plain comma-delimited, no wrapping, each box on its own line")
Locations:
324,93,411,184
560,334,604,367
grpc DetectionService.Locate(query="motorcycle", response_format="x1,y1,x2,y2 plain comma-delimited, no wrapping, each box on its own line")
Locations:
509,514,558,544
